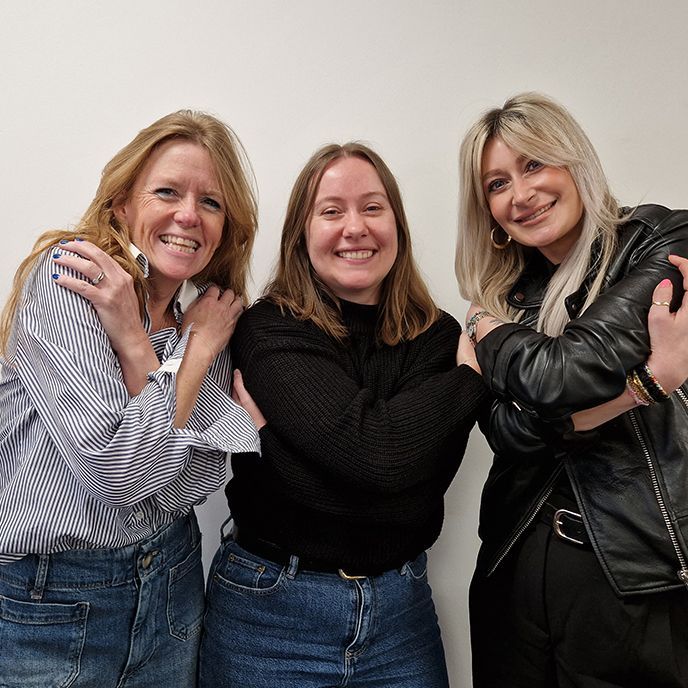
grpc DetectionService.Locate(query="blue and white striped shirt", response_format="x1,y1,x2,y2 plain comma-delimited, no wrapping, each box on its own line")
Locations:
0,245,259,563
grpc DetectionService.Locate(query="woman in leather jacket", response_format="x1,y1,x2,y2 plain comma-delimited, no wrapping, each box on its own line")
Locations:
456,92,688,687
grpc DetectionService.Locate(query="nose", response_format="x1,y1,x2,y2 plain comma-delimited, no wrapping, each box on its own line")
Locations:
174,196,201,229
511,178,535,206
343,211,368,238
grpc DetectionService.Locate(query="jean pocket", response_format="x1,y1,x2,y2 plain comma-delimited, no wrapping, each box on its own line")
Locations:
167,543,205,641
212,540,286,596
0,595,88,688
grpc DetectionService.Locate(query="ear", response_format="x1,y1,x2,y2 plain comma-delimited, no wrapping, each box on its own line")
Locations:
112,192,128,224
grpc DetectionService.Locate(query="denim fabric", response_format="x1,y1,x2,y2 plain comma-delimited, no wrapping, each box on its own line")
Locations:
199,536,449,687
0,512,204,688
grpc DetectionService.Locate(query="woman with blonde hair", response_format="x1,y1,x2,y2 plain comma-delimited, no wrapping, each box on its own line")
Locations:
458,92,688,687
0,110,259,686
199,142,488,687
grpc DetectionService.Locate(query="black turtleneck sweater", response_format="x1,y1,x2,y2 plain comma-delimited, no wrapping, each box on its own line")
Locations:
227,298,489,572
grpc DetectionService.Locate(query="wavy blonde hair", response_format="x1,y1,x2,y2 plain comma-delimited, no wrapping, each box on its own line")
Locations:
1,110,257,354
264,142,439,345
456,92,621,335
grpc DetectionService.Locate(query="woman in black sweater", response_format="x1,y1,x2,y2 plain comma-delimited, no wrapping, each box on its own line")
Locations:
199,143,488,687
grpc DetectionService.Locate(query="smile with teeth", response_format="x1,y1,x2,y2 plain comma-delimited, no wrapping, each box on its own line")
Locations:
337,250,375,260
160,235,199,254
517,201,555,223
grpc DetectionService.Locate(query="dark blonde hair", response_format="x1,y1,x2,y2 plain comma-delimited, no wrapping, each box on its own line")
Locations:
1,110,257,353
265,142,439,345
456,92,621,335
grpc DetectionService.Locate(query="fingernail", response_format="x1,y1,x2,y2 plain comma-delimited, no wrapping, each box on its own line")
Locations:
52,253,61,259
660,279,672,287
51,274,60,280
59,239,69,244
75,237,84,242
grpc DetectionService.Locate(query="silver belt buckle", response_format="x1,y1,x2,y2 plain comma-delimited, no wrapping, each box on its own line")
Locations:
553,508,585,546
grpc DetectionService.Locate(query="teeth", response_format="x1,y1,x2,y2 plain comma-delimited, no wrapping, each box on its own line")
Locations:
521,202,554,222
161,235,199,253
338,250,373,260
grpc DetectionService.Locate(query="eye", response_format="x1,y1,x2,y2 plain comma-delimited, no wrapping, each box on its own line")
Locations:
486,179,507,194
154,187,177,199
201,197,223,211
321,207,342,217
525,160,543,173
364,203,383,213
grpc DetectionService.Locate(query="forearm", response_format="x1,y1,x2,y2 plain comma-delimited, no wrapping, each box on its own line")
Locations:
571,388,637,431
174,331,217,428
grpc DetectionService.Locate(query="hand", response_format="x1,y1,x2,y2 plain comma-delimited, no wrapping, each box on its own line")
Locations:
183,287,244,361
231,369,266,429
52,240,148,354
456,332,481,374
646,257,688,392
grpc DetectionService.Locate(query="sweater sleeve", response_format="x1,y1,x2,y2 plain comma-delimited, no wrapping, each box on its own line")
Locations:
232,303,488,493
476,210,688,421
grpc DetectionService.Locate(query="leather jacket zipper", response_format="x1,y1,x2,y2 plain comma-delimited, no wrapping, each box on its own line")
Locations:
487,466,562,577
629,407,688,589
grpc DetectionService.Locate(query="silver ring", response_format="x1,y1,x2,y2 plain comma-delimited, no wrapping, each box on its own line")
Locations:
91,271,106,286
651,300,670,307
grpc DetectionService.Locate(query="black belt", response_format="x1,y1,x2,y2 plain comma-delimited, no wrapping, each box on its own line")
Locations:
539,500,590,547
234,531,386,579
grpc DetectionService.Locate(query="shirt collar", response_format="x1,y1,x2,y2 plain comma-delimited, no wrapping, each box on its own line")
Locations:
128,243,201,318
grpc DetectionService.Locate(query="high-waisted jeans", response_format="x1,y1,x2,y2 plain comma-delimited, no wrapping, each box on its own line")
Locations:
199,534,449,688
0,511,204,688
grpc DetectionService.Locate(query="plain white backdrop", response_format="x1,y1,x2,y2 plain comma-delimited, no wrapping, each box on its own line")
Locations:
2,1,687,684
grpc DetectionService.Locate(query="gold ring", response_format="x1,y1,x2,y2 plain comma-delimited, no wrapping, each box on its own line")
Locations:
652,300,670,307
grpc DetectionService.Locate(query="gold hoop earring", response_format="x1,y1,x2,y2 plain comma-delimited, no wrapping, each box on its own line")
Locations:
490,226,512,250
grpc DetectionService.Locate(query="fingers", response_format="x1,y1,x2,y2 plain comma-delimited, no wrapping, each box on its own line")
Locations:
232,369,267,429
456,332,481,374
52,239,121,286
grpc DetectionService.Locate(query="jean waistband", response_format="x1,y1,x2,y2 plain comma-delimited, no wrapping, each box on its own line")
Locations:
0,512,200,589
235,529,401,578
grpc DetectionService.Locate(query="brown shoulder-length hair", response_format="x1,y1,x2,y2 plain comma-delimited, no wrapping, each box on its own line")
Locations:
264,142,439,346
1,110,257,354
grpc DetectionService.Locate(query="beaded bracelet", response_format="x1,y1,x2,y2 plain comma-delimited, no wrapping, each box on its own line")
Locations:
466,310,490,346
635,362,671,403
626,371,652,406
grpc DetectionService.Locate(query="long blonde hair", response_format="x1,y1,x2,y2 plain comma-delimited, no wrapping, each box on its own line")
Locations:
456,92,621,335
264,142,439,346
1,110,257,354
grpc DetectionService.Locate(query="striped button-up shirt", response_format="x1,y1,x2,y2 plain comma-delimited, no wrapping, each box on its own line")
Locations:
0,245,259,563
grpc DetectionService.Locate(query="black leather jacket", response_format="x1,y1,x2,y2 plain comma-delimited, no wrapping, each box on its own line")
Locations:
475,204,688,596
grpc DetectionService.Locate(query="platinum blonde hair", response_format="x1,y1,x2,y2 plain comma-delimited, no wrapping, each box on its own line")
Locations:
455,92,621,335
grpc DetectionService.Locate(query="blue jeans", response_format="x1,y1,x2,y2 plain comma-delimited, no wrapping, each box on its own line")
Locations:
0,512,204,688
199,536,449,687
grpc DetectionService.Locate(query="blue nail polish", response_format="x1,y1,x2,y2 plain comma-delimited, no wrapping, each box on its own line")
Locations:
52,253,60,259
51,274,60,280
75,237,84,242
59,239,69,244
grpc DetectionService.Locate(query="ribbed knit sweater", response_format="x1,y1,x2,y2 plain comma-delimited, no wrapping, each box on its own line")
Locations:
227,298,489,572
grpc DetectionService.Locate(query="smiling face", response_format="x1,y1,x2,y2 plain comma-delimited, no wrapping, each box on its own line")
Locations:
306,156,398,305
481,136,584,264
114,139,225,299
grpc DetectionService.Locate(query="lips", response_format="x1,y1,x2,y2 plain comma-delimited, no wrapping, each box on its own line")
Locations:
160,234,200,254
515,201,555,223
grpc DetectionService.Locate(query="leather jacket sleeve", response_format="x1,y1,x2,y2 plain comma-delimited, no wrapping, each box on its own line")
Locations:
476,209,688,423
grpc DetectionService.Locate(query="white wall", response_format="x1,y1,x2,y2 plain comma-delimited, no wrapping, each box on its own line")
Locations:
2,1,687,684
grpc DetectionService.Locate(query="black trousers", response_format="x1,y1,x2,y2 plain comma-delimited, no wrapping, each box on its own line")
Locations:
470,519,688,688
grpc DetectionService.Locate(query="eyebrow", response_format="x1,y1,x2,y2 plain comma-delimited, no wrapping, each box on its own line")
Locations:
314,191,387,204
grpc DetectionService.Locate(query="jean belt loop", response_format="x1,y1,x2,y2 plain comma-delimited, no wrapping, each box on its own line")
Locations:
220,515,234,542
30,554,50,601
286,554,299,579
